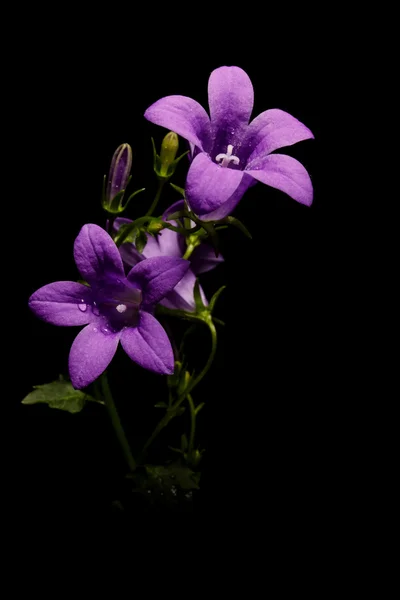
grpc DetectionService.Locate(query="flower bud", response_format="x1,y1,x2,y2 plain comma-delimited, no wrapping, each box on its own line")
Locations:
103,143,132,212
102,144,132,214
159,132,179,177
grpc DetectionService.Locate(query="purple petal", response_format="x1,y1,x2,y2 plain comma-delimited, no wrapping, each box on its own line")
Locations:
68,324,121,389
162,200,185,221
185,153,244,217
242,109,314,164
208,66,254,138
120,312,174,375
29,281,96,326
127,256,190,307
144,95,212,152
161,268,207,312
74,224,125,285
246,154,313,207
190,244,224,275
150,227,182,258
119,243,145,268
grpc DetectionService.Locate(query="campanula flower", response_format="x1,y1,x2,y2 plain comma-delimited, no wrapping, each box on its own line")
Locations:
29,224,189,388
145,66,314,220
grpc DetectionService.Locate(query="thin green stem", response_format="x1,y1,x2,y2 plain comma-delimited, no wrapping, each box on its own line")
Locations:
100,372,136,472
183,244,196,260
139,393,186,460
146,180,165,216
138,319,217,460
187,318,217,394
187,394,196,455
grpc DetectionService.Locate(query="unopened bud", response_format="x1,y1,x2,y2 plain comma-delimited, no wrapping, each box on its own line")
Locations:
104,143,132,212
159,132,179,177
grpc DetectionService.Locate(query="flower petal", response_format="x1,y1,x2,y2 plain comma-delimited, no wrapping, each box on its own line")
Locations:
162,200,185,221
208,66,254,136
68,324,120,389
242,109,314,163
29,281,96,326
246,154,313,206
190,244,224,275
120,312,174,375
119,243,144,268
185,153,244,217
150,227,183,258
144,95,212,152
127,256,190,307
74,223,125,285
161,268,207,312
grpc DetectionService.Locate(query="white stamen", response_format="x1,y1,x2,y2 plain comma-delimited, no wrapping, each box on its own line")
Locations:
116,303,127,313
215,144,240,168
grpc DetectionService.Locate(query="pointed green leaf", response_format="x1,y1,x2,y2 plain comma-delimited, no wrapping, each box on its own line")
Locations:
193,278,204,312
195,402,205,415
22,380,103,414
220,216,252,239
135,230,148,253
170,183,186,197
209,285,226,314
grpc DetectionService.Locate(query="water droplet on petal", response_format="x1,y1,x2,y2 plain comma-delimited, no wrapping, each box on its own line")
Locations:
78,299,87,312
92,327,98,333
116,303,127,313
92,301,100,316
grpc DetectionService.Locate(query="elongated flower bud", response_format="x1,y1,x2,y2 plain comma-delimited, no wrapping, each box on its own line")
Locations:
106,143,132,203
159,132,179,176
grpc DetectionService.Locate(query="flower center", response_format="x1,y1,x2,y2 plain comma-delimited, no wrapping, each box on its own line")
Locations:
78,285,143,332
215,145,240,168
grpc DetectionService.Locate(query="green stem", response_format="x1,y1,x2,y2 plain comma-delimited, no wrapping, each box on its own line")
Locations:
146,180,165,216
183,243,196,260
100,372,136,472
187,319,217,394
138,319,217,459
139,393,186,460
187,394,196,455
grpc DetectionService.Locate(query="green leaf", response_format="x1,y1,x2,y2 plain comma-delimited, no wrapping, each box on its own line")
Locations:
181,433,188,452
209,285,226,314
154,402,168,408
220,216,252,239
22,380,103,414
170,183,186,197
193,278,204,312
135,230,148,253
195,402,205,415
145,462,200,490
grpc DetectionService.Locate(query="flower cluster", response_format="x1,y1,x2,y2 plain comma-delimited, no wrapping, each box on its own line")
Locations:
29,65,313,393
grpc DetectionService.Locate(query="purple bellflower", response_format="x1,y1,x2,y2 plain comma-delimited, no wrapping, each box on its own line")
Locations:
114,200,224,312
144,66,314,221
29,224,190,389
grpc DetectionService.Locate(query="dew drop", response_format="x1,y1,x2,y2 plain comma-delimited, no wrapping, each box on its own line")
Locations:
171,486,177,496
92,301,100,316
78,299,87,312
116,303,127,313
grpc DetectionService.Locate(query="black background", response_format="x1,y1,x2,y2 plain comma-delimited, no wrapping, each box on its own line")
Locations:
13,14,328,524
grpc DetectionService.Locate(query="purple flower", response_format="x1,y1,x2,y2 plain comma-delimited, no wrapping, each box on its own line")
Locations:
144,66,314,221
29,224,190,389
114,201,224,312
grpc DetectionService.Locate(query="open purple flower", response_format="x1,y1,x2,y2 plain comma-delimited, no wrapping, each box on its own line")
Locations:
145,66,314,221
29,224,190,389
114,200,224,312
